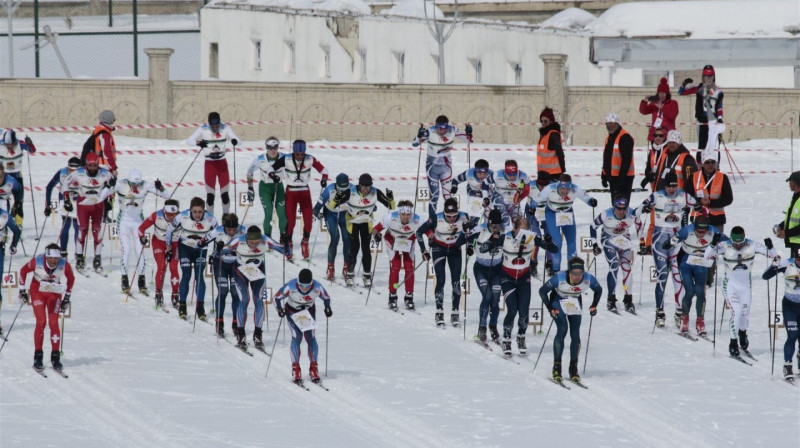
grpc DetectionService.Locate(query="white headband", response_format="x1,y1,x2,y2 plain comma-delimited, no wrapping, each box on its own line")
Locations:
45,248,62,258
398,206,413,214
266,139,279,148
164,205,179,213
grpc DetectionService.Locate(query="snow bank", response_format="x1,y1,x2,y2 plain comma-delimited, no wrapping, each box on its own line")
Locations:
207,0,371,15
539,7,596,31
379,0,444,19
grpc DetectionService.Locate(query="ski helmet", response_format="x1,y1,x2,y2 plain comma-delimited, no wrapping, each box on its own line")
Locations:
292,139,307,153
208,112,221,126
358,173,373,187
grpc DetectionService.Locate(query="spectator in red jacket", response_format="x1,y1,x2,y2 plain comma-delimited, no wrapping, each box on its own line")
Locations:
639,77,679,145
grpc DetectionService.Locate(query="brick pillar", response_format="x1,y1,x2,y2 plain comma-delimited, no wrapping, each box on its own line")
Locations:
540,54,568,121
145,48,174,139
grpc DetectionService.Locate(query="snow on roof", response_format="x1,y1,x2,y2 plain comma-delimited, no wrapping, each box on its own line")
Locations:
206,0,370,16
379,0,443,19
586,0,800,39
538,7,596,32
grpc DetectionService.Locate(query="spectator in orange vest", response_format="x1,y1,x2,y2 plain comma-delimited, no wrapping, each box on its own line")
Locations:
639,78,679,145
601,112,635,203
536,107,565,178
653,130,698,192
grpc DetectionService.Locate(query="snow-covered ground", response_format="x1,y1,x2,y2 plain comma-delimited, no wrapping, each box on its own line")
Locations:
1,131,799,446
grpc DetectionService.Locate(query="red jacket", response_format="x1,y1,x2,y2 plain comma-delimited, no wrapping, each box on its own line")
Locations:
639,99,678,142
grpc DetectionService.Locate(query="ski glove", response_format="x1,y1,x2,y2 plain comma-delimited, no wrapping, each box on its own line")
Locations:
588,198,598,208
417,126,428,139
772,256,781,268
63,199,73,213
421,250,431,262
154,179,164,192
44,203,52,217
482,198,490,208
324,307,333,318
9,244,17,255
765,238,774,250
320,177,327,188
61,294,71,312
450,185,458,194
466,245,474,257
268,172,280,184
716,118,723,124
165,250,173,263
589,306,597,317
372,232,382,244
140,235,148,246
247,186,255,203
198,140,208,148
24,136,36,152
682,78,693,86
601,175,609,189
641,203,652,214
385,189,393,201
465,124,473,142
197,236,212,248
10,202,21,218
215,240,225,254
638,242,648,255
549,308,559,318
711,232,721,247
231,139,238,146
20,289,29,305
108,177,117,188
592,243,602,256
277,307,286,318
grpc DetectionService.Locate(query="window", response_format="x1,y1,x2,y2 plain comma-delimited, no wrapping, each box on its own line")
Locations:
209,42,219,79
470,59,482,84
394,52,405,83
643,70,670,87
321,46,331,78
253,40,262,70
285,41,296,74
359,49,367,80
514,63,522,85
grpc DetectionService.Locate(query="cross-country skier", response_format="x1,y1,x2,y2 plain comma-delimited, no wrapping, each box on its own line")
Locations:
470,209,504,343
185,111,240,215
246,136,286,239
164,197,218,320
372,199,422,310
705,228,776,357
0,207,21,320
534,173,598,275
412,116,472,216
44,157,81,258
589,196,644,313
274,268,332,384
416,197,471,327
524,172,553,277
762,246,800,381
540,257,602,383
450,159,497,227
138,199,181,309
114,169,169,294
331,173,394,287
638,171,700,328
19,244,75,374
488,159,529,225
63,152,114,272
226,226,282,350
0,129,35,227
313,173,352,281
282,139,328,261
207,213,245,336
0,163,23,219
662,215,724,336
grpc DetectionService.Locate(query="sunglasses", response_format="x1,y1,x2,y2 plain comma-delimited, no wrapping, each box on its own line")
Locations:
654,134,665,138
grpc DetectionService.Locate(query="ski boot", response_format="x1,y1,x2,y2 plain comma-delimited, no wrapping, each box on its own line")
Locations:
285,242,294,262
232,319,239,335
301,237,310,259
216,318,225,337
696,316,707,336
552,361,562,382
179,302,188,320
489,325,500,344
655,308,666,328
674,310,683,329
435,309,445,327
545,260,554,277
362,273,373,288
33,350,44,371
292,362,302,383
345,271,355,287
342,263,349,281
568,359,580,382
502,339,512,356
738,329,749,351
623,294,635,313
51,351,63,371
729,339,740,357
154,291,164,309
531,260,539,278
92,255,102,271
60,250,68,259
196,302,207,321
450,310,460,327
138,275,148,295
253,327,264,350
517,334,527,355
388,293,398,311
607,294,617,312
236,328,247,349
783,362,794,381
404,292,415,310
309,361,321,383
171,292,179,309
478,326,487,343
121,275,130,294
325,263,335,281
680,314,690,333
76,254,86,271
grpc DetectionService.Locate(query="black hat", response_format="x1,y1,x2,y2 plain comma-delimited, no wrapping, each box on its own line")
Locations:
444,198,459,214
730,226,745,243
694,215,710,231
358,173,373,187
68,157,81,169
298,268,313,285
208,112,221,126
488,209,502,225
222,214,239,228
435,115,449,128
474,159,489,170
567,257,585,272
664,171,678,186
786,171,800,183
245,225,262,241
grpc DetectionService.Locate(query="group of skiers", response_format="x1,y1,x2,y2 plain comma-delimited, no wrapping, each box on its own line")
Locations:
4,66,799,386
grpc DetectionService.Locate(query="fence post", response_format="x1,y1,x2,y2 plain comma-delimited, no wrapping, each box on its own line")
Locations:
144,48,174,139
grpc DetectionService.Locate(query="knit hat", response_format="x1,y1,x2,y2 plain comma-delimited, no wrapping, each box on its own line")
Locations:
540,107,556,123
702,150,717,164
605,112,620,124
67,157,81,169
245,225,261,241
358,173,373,187
99,109,116,125
336,173,349,189
292,139,306,153
567,257,585,272
208,112,221,126
222,213,239,228
694,215,710,231
298,268,313,286
474,159,489,172
657,77,670,95
664,171,678,186
85,152,99,165
702,65,715,77
435,115,449,129
2,129,16,145
730,226,745,243
666,129,682,145
488,209,502,225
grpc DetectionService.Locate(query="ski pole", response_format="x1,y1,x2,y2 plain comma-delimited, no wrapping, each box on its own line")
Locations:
325,315,329,377
532,318,554,374
771,275,778,376
719,295,726,336
0,301,24,353
232,141,238,215
307,222,320,268
766,266,773,354
411,124,424,214
59,311,66,356
364,244,380,307
712,267,718,356
583,314,594,375
391,259,428,292
192,262,200,333
461,241,474,341
168,149,204,200
265,316,284,379
26,151,40,237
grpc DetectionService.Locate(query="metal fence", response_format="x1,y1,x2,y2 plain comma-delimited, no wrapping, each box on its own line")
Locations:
0,0,202,80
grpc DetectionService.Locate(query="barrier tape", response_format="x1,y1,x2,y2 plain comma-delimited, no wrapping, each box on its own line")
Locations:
25,169,790,193
12,118,793,133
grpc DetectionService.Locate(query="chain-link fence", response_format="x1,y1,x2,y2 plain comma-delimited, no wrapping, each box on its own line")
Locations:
0,0,202,80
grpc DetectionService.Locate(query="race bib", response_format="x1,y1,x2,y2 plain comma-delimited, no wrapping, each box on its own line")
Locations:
468,197,483,216
290,309,317,331
555,211,574,227
559,297,582,315
78,196,101,206
608,236,632,250
394,237,412,253
238,264,265,281
687,255,713,267
39,281,66,293
534,207,545,222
